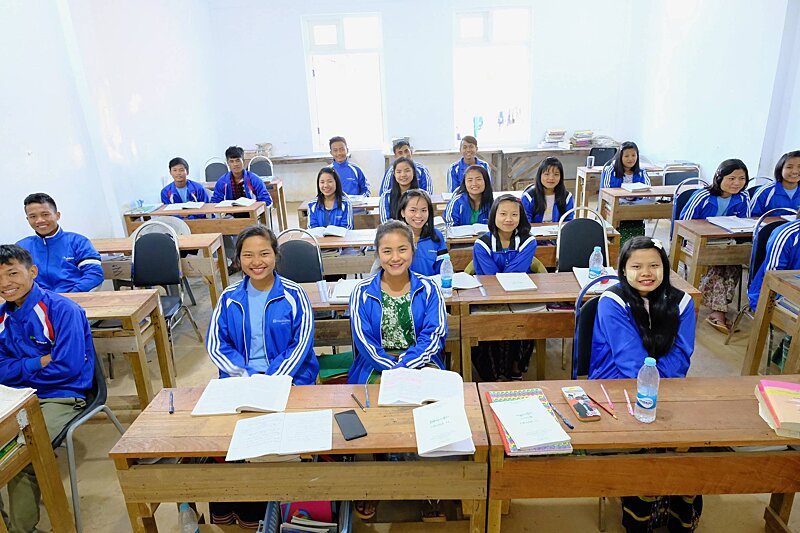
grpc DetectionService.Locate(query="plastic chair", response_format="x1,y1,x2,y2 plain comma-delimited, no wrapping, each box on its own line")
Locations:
747,176,775,200
571,274,619,379
662,164,700,186
138,217,197,305
276,229,324,283
248,155,274,180
669,178,709,239
556,207,610,272
52,350,126,532
589,147,616,167
204,158,228,182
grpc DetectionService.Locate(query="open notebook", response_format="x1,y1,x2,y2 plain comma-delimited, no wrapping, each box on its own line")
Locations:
216,197,256,208
307,226,348,238
226,410,333,461
378,368,464,406
447,224,488,238
191,375,292,416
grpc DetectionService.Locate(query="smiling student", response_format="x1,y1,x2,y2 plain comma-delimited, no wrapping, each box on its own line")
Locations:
750,150,800,216
398,189,448,276
306,167,353,230
379,157,419,223
160,157,210,217
443,165,494,228
329,136,370,197
600,141,651,242
447,135,491,192
520,156,574,223
210,146,272,206
380,140,433,195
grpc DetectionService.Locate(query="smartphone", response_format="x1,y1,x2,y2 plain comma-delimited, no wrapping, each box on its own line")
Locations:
561,386,601,422
334,409,368,441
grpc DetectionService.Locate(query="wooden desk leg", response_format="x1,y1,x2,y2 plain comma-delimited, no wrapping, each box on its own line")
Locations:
114,458,158,533
151,307,176,388
783,322,800,374
23,399,76,533
467,448,488,533
575,175,585,209
535,339,547,380
669,230,682,273
125,347,154,410
687,236,704,288
486,447,505,533
764,493,794,533
742,286,777,375
461,336,474,382
216,242,230,289
279,186,288,231
201,250,220,304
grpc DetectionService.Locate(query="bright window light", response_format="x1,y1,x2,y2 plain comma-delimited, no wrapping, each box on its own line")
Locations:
312,24,338,46
344,16,381,50
458,15,485,41
492,9,530,43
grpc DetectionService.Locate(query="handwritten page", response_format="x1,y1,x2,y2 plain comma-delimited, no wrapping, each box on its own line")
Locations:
489,397,570,448
378,368,464,406
191,375,292,416
413,398,474,457
225,410,333,461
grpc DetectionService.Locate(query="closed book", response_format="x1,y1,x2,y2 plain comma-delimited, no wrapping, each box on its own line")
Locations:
756,380,800,432
485,389,573,456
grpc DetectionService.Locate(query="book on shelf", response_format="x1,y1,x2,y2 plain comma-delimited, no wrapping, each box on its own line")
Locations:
485,389,573,456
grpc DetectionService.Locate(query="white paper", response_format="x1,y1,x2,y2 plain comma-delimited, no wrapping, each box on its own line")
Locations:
329,279,361,304
378,367,464,406
433,216,446,229
529,225,559,237
163,202,203,211
191,375,293,416
496,272,537,292
216,197,256,208
306,226,347,238
431,272,482,290
489,397,570,449
0,385,35,420
447,223,488,238
440,193,453,201
226,410,333,461
573,267,619,293
781,214,797,222
413,398,474,457
707,216,756,233
621,183,651,192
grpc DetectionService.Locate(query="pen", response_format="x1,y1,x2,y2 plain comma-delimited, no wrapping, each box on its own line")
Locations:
551,406,574,429
624,389,634,416
168,390,174,414
600,383,614,411
351,393,366,412
479,286,487,297
364,384,370,408
586,392,617,419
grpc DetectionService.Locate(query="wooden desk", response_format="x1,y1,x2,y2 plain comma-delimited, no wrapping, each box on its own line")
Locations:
122,203,269,237
599,186,677,228
202,180,288,232
501,147,591,191
110,384,489,533
456,272,701,382
479,376,800,533
742,270,800,376
93,233,229,304
65,290,174,410
0,394,76,533
575,164,696,208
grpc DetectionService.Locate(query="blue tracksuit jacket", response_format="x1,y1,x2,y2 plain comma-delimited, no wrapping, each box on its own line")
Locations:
160,180,210,219
599,166,651,189
748,220,800,310
447,157,491,193
679,189,751,220
17,227,103,293
307,196,354,230
521,187,575,223
210,170,273,205
749,182,800,216
331,160,370,197
443,192,490,227
411,230,448,276
473,231,538,275
380,162,433,195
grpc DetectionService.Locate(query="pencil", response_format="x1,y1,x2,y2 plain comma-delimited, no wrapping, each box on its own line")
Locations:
586,392,617,419
624,389,634,416
351,393,366,412
364,383,370,408
599,383,614,411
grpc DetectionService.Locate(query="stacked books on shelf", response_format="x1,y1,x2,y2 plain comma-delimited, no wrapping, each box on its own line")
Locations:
538,129,569,149
571,130,593,147
755,379,800,438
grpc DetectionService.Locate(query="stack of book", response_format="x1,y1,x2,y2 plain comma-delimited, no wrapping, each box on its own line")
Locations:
571,130,593,147
538,129,569,149
755,380,800,438
485,389,572,456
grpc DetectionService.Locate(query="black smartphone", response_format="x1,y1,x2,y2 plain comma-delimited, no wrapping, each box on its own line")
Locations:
334,409,367,441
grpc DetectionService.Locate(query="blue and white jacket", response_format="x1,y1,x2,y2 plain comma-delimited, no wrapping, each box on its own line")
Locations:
520,187,575,223
411,230,448,276
332,160,370,197
447,157,491,193
679,189,751,220
379,190,395,223
599,165,651,189
348,271,446,384
380,162,433,195
160,179,210,219
0,283,94,399
206,275,318,385
210,170,272,205
443,192,490,227
473,231,538,275
17,227,103,293
748,220,800,310
589,286,695,380
307,195,354,230
749,182,800,216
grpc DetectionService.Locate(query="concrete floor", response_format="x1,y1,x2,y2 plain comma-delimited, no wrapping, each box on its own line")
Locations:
29,203,799,532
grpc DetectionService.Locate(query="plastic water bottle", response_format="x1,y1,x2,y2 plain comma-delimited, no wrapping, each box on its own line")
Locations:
588,246,603,279
178,503,200,533
440,254,454,298
634,357,659,423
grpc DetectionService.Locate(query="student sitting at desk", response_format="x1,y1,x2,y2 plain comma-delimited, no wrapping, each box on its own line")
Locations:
589,236,699,532
472,195,537,381
750,150,800,216
379,139,433,195
398,189,447,276
600,141,651,242
447,135,491,192
444,165,494,229
160,157,209,218
0,244,93,533
16,192,103,293
329,135,370,197
521,156,575,223
348,220,447,385
747,212,800,311
206,225,318,385
379,157,419,223
307,167,354,231
210,146,272,206
680,159,750,334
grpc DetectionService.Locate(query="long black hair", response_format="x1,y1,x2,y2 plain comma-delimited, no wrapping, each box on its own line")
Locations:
774,150,800,183
389,157,419,220
707,158,749,196
398,189,441,243
615,236,684,359
488,194,531,241
612,141,641,178
524,157,567,220
315,167,345,210
456,164,494,213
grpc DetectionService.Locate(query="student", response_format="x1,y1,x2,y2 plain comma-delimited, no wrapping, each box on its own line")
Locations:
379,157,419,223
748,211,800,311
329,136,370,197
306,167,354,230
210,146,273,206
447,135,491,192
16,192,103,293
348,220,447,385
589,236,699,532
443,165,494,228
379,140,433,195
160,157,210,219
472,195,537,381
206,225,318,385
398,189,447,276
750,150,800,216
520,156,575,223
600,141,651,243
0,244,93,533
680,159,750,333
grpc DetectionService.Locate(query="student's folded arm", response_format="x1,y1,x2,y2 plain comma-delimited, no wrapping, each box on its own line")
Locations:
395,287,447,369
206,299,253,377
267,289,315,378
656,299,696,379
27,305,90,383
473,241,498,275
596,297,646,379
73,239,104,292
0,341,28,384
506,239,537,273
350,291,395,372
210,180,225,203
253,178,273,205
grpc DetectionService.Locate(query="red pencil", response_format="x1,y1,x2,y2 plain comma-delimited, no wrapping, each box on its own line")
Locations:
586,392,618,419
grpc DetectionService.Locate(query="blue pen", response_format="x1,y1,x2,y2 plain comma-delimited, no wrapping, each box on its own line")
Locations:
364,384,370,408
551,405,574,430
169,390,174,414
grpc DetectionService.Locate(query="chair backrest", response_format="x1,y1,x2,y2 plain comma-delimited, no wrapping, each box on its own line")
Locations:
248,156,274,178
670,178,708,238
589,147,617,167
556,207,610,272
747,176,775,199
150,216,192,236
572,275,619,379
204,158,228,182
132,226,181,287
276,229,324,283
662,164,700,186
748,207,796,287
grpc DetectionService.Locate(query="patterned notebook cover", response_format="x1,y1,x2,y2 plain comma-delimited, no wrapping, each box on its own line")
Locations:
486,388,573,456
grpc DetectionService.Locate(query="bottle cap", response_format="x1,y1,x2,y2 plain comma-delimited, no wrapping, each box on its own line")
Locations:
644,357,656,366
179,502,190,512
593,246,601,252
442,253,450,260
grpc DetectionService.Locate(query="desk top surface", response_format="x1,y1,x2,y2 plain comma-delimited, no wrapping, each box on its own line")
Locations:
64,289,158,318
92,233,222,253
479,375,800,450
298,191,522,211
124,202,266,218
600,186,677,198
202,179,282,190
109,383,488,458
672,217,783,238
763,269,800,294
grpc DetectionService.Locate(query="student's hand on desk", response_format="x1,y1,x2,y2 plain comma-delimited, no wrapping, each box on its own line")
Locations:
40,354,52,367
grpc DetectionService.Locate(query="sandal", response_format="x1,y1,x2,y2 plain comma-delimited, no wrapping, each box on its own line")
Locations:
705,316,730,334
422,501,447,522
354,500,378,520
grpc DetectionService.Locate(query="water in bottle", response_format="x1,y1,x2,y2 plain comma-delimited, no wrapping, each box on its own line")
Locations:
588,246,603,279
440,254,454,298
634,357,659,423
178,502,200,533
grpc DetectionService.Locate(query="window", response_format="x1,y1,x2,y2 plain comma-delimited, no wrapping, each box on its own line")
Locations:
453,8,531,146
304,15,385,151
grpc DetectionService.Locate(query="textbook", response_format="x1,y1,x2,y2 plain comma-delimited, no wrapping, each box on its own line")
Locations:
226,410,333,461
216,197,257,208
447,223,489,238
431,272,483,290
191,375,292,416
573,267,618,293
306,226,348,238
413,398,475,457
163,201,204,211
378,368,464,406
706,216,756,233
433,216,446,231
621,182,651,193
528,225,559,237
0,385,35,420
755,380,800,436
485,389,573,456
328,279,360,304
490,397,571,450
496,272,537,292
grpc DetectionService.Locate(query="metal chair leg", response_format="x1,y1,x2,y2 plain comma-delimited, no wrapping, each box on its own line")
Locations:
598,496,607,532
724,306,749,345
183,306,204,342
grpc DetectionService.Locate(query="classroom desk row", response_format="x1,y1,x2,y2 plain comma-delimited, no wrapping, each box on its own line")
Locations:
110,375,800,533
575,163,699,208
122,202,269,236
